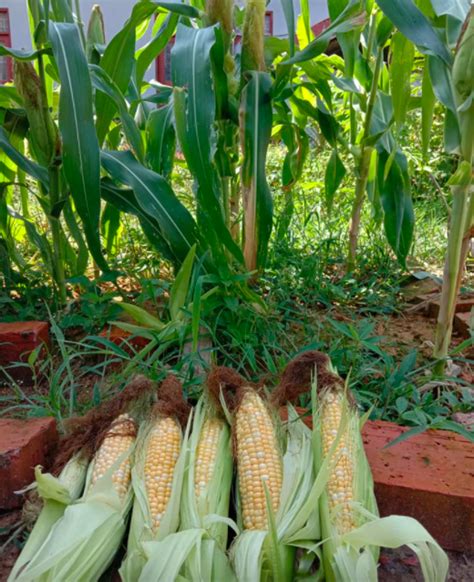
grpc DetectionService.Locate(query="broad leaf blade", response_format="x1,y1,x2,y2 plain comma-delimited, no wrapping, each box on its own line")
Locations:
101,150,200,267
49,21,107,270
376,0,452,65
240,72,273,270
172,24,243,266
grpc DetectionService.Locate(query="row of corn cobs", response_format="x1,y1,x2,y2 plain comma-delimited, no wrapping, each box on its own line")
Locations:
10,351,448,582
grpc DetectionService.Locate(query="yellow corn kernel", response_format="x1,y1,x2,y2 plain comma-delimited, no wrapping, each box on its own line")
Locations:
144,416,182,533
194,417,224,498
235,389,282,530
320,390,354,534
89,413,136,501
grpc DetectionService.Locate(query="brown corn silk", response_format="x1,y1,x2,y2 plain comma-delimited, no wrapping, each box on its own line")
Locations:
54,375,156,472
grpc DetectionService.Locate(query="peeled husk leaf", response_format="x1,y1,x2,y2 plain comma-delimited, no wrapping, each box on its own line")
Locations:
9,455,88,582
11,445,135,581
180,395,233,546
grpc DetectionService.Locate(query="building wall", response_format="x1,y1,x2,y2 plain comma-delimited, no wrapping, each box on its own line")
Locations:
1,0,31,51
0,0,329,82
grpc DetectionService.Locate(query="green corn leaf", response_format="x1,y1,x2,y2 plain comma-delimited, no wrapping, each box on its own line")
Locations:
279,0,295,57
90,65,144,162
285,1,365,65
240,72,274,270
94,18,138,145
0,127,49,188
390,32,415,129
62,199,89,275
421,56,436,159
136,13,178,86
101,150,200,267
375,0,452,65
377,150,414,267
100,178,177,264
169,244,196,321
48,21,107,271
172,25,244,266
117,302,165,330
325,148,346,212
146,104,175,179
0,46,51,61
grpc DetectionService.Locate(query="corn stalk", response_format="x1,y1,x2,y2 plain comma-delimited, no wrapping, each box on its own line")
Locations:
433,7,474,373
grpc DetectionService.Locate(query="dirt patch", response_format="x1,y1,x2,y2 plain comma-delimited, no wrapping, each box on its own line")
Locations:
379,547,473,582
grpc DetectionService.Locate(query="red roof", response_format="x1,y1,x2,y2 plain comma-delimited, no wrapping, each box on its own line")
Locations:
311,18,331,36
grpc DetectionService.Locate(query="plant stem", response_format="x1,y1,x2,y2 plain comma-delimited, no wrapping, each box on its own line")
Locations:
17,168,30,220
48,166,67,304
74,0,86,47
347,147,373,270
433,180,471,374
230,178,240,242
346,49,383,271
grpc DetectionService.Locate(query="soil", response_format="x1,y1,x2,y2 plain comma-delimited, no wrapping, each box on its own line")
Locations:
1,514,472,582
379,547,474,582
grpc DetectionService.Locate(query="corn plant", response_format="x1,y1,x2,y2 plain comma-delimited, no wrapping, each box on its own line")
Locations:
373,0,472,371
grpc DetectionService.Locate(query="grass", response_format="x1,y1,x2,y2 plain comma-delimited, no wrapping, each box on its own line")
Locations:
0,116,472,441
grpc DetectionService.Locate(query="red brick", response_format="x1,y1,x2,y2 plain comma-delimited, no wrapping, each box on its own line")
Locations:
427,297,474,319
453,311,472,338
0,417,58,509
362,420,474,552
0,322,50,384
280,409,474,552
99,325,150,351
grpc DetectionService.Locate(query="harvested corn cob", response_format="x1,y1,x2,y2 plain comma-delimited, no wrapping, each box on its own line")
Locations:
208,366,314,582
194,417,223,498
236,389,283,530
144,416,182,532
120,375,191,581
89,413,136,501
277,350,449,582
320,389,355,535
147,394,234,582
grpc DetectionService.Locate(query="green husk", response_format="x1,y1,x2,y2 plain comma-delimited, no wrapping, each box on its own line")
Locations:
14,61,59,167
241,0,266,74
8,455,88,582
119,414,192,580
136,396,235,582
11,443,135,581
180,396,233,546
311,367,448,582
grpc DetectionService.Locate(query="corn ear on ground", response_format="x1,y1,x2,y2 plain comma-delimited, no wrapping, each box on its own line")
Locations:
144,416,182,532
194,417,224,498
236,389,282,530
89,413,136,501
320,389,355,535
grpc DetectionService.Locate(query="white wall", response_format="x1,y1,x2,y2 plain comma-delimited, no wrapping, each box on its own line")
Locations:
1,0,31,50
268,0,329,38
2,0,329,82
